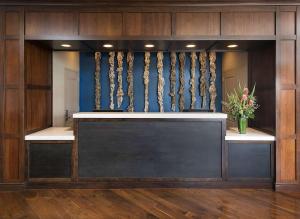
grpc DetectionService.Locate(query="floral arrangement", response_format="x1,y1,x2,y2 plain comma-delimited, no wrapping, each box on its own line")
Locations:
223,83,259,121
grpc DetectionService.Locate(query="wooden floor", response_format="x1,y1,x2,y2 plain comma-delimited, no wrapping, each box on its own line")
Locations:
0,189,300,219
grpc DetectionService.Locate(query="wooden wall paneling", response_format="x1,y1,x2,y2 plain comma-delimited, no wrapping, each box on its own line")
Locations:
280,11,296,36
24,42,52,134
25,12,77,37
79,12,122,37
0,8,4,182
276,7,298,186
296,6,300,186
124,12,171,37
248,44,276,132
221,12,275,36
174,12,220,36
1,8,24,183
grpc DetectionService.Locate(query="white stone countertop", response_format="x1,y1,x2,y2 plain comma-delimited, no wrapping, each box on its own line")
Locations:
72,112,228,119
225,128,275,141
25,127,74,141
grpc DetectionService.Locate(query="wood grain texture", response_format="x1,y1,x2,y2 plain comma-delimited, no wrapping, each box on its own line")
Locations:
221,12,275,35
279,139,296,182
124,12,171,36
25,42,52,133
3,138,20,181
4,89,20,135
25,12,77,36
174,12,220,36
79,12,122,36
280,11,296,36
0,189,300,218
280,40,296,85
5,40,20,85
5,11,20,36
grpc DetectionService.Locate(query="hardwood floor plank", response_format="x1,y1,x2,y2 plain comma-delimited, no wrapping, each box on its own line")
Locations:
0,189,299,219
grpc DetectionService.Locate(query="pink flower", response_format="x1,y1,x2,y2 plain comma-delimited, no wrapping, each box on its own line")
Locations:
249,99,254,106
243,88,249,95
242,94,247,101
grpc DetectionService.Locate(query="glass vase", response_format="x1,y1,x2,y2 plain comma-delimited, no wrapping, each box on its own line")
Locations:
238,116,247,134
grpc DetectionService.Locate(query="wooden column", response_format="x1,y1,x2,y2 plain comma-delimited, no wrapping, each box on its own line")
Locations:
276,6,299,190
0,7,24,183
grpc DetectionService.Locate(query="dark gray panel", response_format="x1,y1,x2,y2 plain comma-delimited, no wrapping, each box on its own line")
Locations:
228,143,272,178
78,120,223,178
29,143,72,178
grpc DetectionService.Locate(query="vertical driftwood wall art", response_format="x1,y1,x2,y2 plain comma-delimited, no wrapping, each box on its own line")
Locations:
117,52,124,108
94,52,101,110
127,52,134,112
199,51,207,109
178,52,185,112
157,52,164,112
209,51,217,112
109,51,115,110
170,52,177,112
143,52,151,112
190,52,197,109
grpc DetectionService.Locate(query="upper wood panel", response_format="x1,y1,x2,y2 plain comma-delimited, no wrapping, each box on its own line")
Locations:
280,40,295,85
25,42,52,86
221,12,275,36
5,40,20,86
79,12,122,37
279,11,295,36
124,13,171,37
5,11,20,36
25,12,77,36
174,12,220,36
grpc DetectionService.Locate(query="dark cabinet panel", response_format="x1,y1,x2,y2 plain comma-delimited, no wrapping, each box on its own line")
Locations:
79,12,122,37
78,120,223,178
4,89,20,135
25,12,77,36
221,12,275,36
29,143,72,178
228,142,273,179
174,12,220,36
124,12,171,37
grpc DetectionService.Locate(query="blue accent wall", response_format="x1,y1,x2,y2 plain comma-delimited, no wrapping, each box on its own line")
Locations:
80,52,222,112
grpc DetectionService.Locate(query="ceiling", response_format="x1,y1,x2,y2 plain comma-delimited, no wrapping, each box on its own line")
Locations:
32,40,275,52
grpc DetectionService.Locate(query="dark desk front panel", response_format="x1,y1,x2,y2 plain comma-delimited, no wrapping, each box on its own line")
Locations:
29,143,72,178
78,120,224,178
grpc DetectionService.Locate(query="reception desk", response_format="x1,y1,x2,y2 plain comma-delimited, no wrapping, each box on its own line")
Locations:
73,112,227,181
25,112,275,188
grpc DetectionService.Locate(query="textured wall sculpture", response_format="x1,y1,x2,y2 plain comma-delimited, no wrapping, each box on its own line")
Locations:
157,52,164,112
94,52,101,110
199,51,207,109
209,51,217,112
117,52,124,108
170,52,177,112
190,52,197,109
179,52,185,112
109,52,115,110
127,52,134,112
143,52,151,112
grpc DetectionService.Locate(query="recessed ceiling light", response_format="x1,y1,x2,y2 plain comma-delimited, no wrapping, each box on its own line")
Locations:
227,44,238,48
186,44,196,48
61,44,71,48
103,44,113,48
145,44,155,48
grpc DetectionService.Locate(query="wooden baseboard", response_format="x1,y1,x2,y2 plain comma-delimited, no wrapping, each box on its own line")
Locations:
0,183,25,191
275,183,300,192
